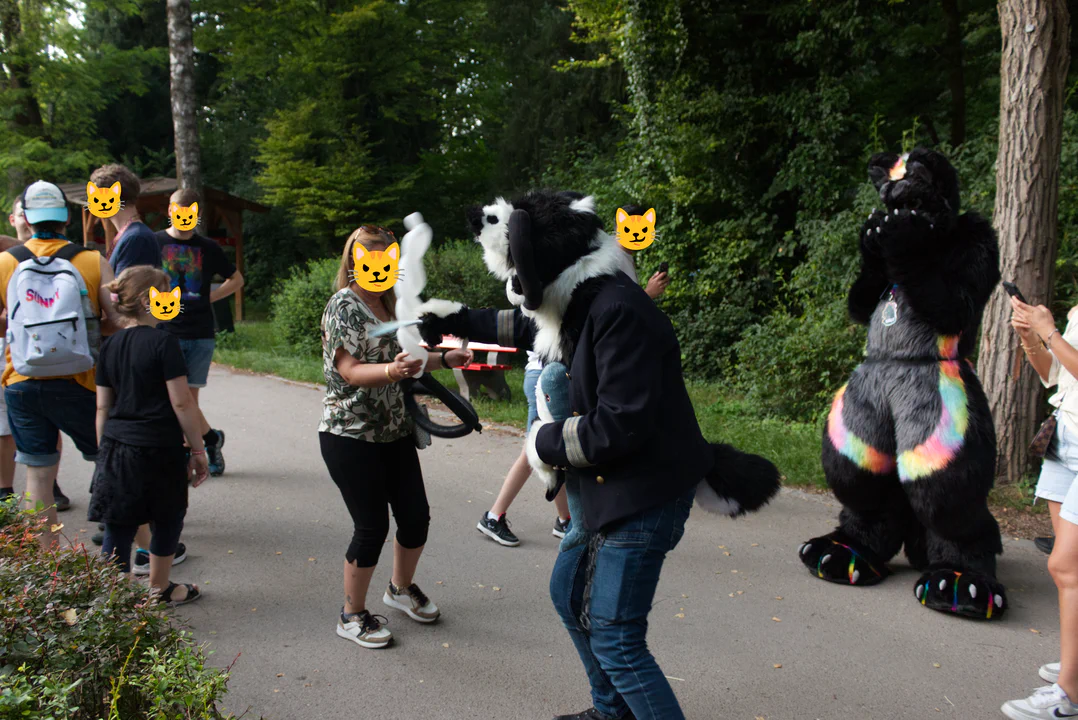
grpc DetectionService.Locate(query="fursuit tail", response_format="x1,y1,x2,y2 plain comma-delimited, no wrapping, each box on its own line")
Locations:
695,443,782,517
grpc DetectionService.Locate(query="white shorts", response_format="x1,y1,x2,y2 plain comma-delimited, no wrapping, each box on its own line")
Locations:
1035,418,1078,526
0,390,9,437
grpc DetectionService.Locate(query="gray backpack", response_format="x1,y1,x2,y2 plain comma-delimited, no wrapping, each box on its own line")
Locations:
5,244,100,377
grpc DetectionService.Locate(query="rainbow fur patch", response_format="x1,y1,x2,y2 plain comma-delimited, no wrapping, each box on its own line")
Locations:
897,361,968,482
827,386,896,474
937,334,960,360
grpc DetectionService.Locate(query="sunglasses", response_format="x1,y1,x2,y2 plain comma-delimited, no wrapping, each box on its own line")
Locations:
358,225,396,239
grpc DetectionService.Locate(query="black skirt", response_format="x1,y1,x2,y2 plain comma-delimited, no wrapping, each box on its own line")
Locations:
87,437,189,526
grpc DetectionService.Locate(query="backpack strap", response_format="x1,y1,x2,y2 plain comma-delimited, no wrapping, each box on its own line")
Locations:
5,245,35,264
52,243,88,263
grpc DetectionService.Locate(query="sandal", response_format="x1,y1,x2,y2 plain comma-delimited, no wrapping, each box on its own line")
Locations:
156,581,201,607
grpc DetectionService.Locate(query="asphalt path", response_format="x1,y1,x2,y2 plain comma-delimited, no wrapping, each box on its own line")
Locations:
49,366,1060,720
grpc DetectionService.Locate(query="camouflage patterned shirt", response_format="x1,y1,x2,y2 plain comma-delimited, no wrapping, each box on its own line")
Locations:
318,288,414,442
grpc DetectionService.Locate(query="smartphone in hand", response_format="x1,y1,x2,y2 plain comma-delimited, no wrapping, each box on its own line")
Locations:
657,261,669,275
1002,281,1027,304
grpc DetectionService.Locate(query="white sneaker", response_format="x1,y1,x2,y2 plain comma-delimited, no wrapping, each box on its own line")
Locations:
1002,684,1078,719
1041,663,1062,684
336,609,392,649
383,581,440,623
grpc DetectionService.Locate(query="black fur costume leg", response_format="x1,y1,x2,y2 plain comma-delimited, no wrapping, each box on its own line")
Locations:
800,365,904,586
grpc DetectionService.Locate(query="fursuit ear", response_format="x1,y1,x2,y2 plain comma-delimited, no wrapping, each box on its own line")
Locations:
867,152,901,190
508,209,543,311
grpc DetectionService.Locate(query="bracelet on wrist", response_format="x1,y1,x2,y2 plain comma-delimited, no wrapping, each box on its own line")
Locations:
440,348,451,369
385,363,396,382
190,448,206,456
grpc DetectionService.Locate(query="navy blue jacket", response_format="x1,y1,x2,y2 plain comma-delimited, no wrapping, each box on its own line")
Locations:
453,272,713,531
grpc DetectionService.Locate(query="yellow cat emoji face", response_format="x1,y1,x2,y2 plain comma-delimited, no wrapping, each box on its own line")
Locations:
352,242,400,292
87,181,122,219
169,202,199,231
149,286,182,321
616,208,656,250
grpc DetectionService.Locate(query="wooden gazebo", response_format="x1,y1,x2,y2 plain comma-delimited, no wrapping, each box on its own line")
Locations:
57,178,268,321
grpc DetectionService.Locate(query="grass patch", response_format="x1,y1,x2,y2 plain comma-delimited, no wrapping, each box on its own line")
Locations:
214,321,824,487
214,322,323,385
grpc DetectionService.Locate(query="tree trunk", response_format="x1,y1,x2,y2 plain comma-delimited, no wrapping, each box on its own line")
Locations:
0,0,44,132
941,0,966,146
977,0,1070,485
166,0,202,193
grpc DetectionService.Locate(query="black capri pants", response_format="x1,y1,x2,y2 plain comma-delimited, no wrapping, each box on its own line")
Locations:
319,432,430,567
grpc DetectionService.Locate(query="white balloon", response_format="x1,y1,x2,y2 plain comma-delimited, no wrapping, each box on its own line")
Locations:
395,212,433,377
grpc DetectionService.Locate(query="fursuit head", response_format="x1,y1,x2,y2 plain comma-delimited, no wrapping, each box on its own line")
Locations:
418,189,781,518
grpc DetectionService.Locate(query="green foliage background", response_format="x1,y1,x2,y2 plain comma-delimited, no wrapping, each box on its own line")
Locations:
1,0,1077,423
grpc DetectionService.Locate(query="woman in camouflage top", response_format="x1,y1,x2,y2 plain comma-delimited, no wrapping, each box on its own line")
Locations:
319,226,472,650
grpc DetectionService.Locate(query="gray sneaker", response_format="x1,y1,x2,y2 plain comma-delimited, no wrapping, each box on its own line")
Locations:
1002,684,1078,719
1040,662,1061,684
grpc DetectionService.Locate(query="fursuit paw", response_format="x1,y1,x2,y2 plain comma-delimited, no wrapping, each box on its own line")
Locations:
416,299,467,346
869,207,939,255
526,421,557,492
914,569,1006,620
798,535,890,586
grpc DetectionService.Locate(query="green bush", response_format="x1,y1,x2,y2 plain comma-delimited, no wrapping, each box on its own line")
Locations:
0,502,239,719
270,257,340,356
423,239,510,310
733,301,865,422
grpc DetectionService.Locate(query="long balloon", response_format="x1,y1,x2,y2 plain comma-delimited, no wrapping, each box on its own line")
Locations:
394,213,482,437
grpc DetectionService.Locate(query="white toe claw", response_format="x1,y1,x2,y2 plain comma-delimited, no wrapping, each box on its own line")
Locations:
938,579,947,591
799,543,809,556
994,594,1003,608
821,554,832,565
969,584,977,599
852,570,860,583
916,584,924,599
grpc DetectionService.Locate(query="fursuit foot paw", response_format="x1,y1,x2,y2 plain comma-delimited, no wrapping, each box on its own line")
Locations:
914,569,1006,620
798,535,890,586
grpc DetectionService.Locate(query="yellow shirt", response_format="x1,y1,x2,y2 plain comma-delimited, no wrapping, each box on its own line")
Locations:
0,239,102,392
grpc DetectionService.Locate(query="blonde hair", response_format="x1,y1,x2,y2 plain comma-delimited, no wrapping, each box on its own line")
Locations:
336,226,397,319
107,265,171,319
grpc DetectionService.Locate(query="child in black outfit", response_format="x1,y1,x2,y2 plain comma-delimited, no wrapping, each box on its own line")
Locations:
88,265,210,606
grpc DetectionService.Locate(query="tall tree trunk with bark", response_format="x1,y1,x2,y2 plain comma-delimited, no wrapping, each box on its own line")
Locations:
166,0,202,193
941,0,966,145
977,0,1070,485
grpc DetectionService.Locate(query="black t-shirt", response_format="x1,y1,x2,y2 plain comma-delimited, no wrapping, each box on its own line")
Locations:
96,326,189,447
155,230,237,339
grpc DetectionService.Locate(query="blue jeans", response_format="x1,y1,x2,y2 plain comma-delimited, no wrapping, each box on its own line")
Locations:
550,488,694,720
4,380,98,466
524,368,541,428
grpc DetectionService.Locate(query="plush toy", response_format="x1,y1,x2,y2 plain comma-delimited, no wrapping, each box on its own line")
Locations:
798,149,1006,620
533,361,587,550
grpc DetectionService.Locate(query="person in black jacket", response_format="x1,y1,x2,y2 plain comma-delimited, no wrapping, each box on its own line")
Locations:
419,190,780,720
